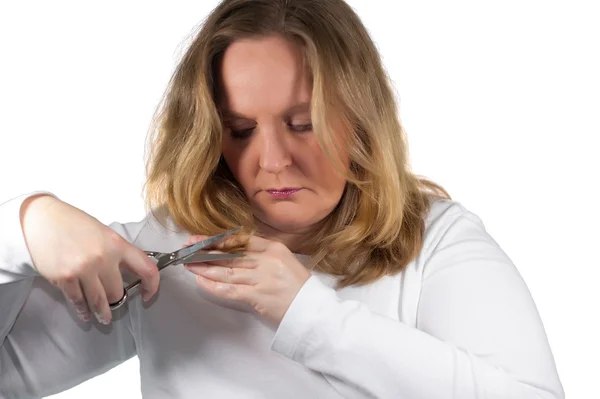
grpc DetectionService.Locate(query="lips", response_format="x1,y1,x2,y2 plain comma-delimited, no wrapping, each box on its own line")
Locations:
265,187,302,198
266,187,301,193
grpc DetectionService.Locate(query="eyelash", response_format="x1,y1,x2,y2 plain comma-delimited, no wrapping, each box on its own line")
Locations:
229,123,313,140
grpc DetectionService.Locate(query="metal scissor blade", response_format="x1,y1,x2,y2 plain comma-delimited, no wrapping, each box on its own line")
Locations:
174,228,241,261
178,252,244,264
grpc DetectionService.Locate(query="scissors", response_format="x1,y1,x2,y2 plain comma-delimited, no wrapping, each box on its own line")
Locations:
109,228,244,310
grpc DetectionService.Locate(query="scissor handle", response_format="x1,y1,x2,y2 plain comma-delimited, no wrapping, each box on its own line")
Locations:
108,252,157,310
109,289,128,310
109,231,241,311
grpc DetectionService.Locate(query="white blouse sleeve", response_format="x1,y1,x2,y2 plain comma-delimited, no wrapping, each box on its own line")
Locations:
0,192,140,398
270,206,564,399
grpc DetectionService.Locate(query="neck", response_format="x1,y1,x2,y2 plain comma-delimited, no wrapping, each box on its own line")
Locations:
254,219,315,254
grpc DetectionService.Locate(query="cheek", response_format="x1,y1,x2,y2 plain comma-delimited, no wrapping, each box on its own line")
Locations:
305,141,349,194
222,144,250,186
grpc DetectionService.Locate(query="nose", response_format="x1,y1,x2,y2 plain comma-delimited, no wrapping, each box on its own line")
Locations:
259,126,292,173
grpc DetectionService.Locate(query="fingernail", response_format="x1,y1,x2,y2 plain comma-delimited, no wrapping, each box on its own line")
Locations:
94,312,110,325
78,312,90,322
142,290,151,302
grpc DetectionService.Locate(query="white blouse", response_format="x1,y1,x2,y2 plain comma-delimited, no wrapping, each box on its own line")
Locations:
0,191,564,398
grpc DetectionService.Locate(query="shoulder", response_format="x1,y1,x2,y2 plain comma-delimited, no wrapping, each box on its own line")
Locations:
420,196,509,278
422,196,473,243
108,206,190,252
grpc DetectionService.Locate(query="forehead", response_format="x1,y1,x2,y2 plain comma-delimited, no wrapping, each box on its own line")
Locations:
218,35,311,115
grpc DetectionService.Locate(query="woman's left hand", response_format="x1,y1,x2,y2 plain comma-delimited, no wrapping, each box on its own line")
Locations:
184,235,312,325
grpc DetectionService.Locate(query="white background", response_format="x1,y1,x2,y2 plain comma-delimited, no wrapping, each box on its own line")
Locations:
1,0,598,397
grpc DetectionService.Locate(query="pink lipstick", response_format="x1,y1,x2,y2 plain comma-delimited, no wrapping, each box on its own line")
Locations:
266,188,301,198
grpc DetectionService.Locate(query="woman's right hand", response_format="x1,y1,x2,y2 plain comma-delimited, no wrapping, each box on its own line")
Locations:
19,194,159,325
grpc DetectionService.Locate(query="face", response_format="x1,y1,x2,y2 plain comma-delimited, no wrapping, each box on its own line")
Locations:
218,35,349,245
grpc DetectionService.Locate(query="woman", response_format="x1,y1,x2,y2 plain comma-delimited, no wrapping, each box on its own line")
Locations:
0,0,564,398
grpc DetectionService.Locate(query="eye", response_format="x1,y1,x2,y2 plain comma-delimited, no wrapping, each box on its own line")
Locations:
228,126,255,140
288,123,313,133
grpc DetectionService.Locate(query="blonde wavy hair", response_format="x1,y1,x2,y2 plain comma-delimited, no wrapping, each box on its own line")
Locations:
143,0,450,289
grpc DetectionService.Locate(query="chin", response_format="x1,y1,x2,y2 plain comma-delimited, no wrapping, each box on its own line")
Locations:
256,204,325,233
262,215,317,233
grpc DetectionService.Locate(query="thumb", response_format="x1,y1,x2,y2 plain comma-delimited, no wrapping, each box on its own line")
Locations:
187,235,209,246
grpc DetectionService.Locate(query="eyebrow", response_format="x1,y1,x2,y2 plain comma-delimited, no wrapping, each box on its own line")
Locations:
222,102,311,120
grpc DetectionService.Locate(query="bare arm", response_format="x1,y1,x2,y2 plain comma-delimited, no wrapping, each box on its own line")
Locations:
0,192,150,397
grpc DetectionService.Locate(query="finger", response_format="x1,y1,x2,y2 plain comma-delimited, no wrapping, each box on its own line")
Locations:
120,245,160,302
187,233,261,252
185,265,257,285
98,265,127,305
184,253,257,268
60,278,90,322
194,275,252,302
80,275,111,325
187,235,209,245
241,235,272,252
213,234,275,253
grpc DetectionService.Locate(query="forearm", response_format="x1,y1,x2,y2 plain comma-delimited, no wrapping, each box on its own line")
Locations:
1,192,138,397
20,193,58,244
1,191,57,284
271,276,563,399
1,192,53,352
